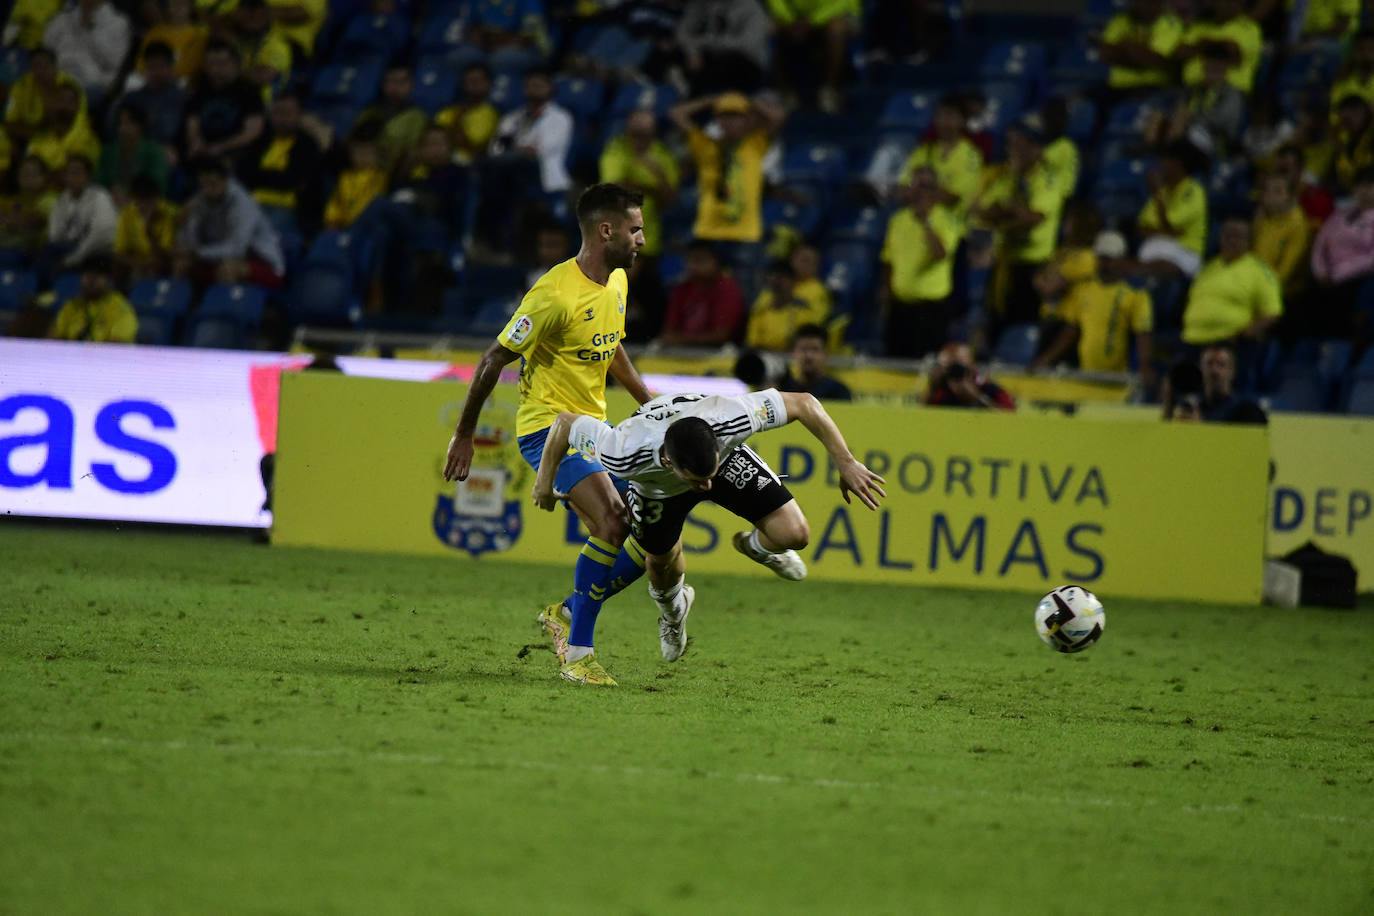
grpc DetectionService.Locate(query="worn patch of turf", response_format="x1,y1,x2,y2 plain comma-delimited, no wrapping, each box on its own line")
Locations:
1,522,1370,914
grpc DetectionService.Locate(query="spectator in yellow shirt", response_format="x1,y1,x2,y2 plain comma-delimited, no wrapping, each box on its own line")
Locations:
266,0,328,60
0,156,57,257
1033,231,1154,386
26,84,101,175
114,175,179,283
1041,98,1080,198
323,135,387,229
1329,30,1374,112
5,48,85,146
970,116,1070,325
1286,0,1361,41
789,243,831,326
1034,199,1101,328
233,0,292,102
1136,141,1208,277
670,92,785,247
6,0,61,49
599,109,679,260
746,259,828,352
49,254,138,343
769,0,861,113
1098,0,1185,93
1182,217,1283,345
898,95,985,218
1331,94,1374,193
137,0,209,82
1252,172,1311,300
435,63,500,165
355,64,429,175
1175,0,1263,93
880,166,962,357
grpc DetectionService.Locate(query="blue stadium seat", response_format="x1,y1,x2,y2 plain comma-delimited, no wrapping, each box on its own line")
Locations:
135,312,176,346
608,83,680,120
1050,45,1108,91
311,103,363,142
488,45,544,76
1347,378,1374,415
1063,96,1097,144
464,265,526,305
53,271,82,307
826,204,890,246
309,61,384,108
0,46,29,85
1275,49,1339,94
185,315,244,349
994,322,1041,366
198,284,267,328
1083,0,1127,27
762,195,823,240
307,230,374,273
979,80,1030,136
469,296,521,338
418,15,472,56
1208,160,1252,211
128,278,192,319
554,77,605,120
0,269,37,312
1096,156,1154,192
781,143,847,186
413,62,459,115
1103,97,1165,140
978,41,1048,84
288,263,358,327
334,13,409,62
878,91,936,134
1274,370,1325,412
488,70,524,112
658,252,686,287
0,247,28,269
822,242,877,313
1353,347,1374,377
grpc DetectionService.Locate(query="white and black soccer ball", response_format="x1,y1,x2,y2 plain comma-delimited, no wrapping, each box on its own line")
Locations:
1035,586,1105,653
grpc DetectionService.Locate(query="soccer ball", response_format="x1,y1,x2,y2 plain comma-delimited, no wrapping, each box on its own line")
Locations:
1035,586,1105,653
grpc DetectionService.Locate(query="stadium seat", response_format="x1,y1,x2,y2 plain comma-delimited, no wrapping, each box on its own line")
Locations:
781,143,847,187
554,77,605,120
1050,45,1108,92
1347,378,1374,415
134,311,176,346
413,62,460,115
198,284,267,328
608,83,680,121
978,41,1048,84
1353,347,1374,378
826,204,890,246
488,70,524,112
1274,370,1325,413
877,91,936,134
309,61,384,108
822,242,877,313
128,278,192,320
0,247,28,269
184,314,244,349
1103,97,1166,140
306,230,374,276
658,252,686,287
762,194,823,240
334,13,408,63
468,296,520,338
463,265,526,306
1062,96,1097,144
993,322,1041,366
979,80,1030,137
417,15,471,57
287,263,358,327
0,269,37,312
1083,0,1127,28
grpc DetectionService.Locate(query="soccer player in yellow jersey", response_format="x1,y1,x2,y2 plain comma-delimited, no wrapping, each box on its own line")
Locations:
443,184,655,684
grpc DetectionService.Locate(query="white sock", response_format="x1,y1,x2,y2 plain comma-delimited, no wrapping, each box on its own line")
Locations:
748,529,784,557
565,644,593,664
648,577,683,615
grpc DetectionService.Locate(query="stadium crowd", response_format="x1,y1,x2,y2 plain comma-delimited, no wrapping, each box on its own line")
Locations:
0,0,1372,413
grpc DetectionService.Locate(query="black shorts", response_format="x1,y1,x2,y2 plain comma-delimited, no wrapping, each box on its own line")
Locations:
626,445,795,555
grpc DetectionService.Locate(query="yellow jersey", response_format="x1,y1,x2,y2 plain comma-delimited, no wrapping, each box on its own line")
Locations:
1330,73,1374,112
499,258,630,436
1137,177,1207,255
1294,0,1359,37
27,117,101,174
50,292,139,343
1102,12,1185,89
745,290,829,351
1183,254,1283,345
1181,17,1263,92
898,137,984,217
324,168,387,228
881,204,962,301
1039,246,1097,321
1253,205,1311,297
598,135,679,257
976,160,1068,263
115,200,178,258
687,127,769,243
1060,279,1153,372
793,276,831,320
435,102,500,164
1043,137,1079,199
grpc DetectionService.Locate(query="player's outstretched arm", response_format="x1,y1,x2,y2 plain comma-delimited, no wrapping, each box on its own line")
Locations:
777,392,887,510
531,411,583,511
609,345,654,405
443,341,521,482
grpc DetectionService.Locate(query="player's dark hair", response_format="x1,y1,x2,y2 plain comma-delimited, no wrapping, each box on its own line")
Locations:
576,183,644,232
664,417,719,478
205,38,240,61
792,323,827,347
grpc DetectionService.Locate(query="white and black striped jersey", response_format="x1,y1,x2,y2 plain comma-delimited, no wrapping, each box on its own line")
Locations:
566,390,790,498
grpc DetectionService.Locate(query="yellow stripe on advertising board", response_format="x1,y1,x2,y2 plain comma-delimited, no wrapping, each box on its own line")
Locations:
274,373,1267,603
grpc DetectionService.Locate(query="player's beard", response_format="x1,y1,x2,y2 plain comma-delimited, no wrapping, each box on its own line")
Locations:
607,238,637,271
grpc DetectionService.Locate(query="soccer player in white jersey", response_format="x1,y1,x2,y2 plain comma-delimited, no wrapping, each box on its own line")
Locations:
532,389,886,684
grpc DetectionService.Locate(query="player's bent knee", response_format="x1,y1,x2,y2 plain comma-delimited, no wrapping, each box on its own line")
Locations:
778,521,809,551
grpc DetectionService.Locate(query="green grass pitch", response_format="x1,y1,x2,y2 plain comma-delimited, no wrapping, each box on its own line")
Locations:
1,522,1371,915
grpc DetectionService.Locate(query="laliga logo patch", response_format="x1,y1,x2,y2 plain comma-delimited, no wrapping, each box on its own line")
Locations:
578,436,597,456
506,314,533,345
753,402,776,426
